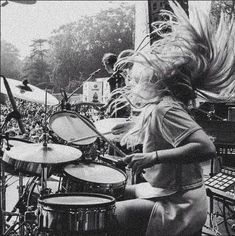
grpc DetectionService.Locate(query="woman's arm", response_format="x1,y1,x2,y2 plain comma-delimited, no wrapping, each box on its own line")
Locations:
124,129,216,175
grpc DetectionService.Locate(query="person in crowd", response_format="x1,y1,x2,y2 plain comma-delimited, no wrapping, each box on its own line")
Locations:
102,52,130,118
110,1,234,235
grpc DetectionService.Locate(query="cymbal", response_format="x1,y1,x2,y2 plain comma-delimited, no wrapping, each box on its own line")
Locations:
0,77,58,105
94,118,130,141
4,143,82,164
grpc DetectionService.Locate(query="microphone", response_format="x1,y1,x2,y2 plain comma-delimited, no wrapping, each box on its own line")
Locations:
90,68,101,77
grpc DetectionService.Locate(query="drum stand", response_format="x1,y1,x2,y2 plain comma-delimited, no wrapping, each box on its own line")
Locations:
0,161,27,236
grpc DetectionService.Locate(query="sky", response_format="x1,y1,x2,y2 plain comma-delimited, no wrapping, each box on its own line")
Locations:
1,0,129,59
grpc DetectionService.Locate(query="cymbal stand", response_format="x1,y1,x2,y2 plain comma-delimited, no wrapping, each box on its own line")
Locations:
40,89,49,196
18,172,25,236
0,148,6,235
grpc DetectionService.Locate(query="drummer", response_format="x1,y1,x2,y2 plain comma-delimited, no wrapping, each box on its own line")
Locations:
106,1,235,235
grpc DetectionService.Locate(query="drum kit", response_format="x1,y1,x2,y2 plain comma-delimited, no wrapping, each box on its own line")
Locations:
0,76,133,236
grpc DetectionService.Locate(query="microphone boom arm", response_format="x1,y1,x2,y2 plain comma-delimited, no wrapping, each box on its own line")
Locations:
67,69,101,101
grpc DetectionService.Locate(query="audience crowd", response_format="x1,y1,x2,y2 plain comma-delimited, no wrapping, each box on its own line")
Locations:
1,98,56,143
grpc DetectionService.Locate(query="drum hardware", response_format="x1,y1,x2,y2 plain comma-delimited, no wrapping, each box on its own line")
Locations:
1,75,25,134
49,110,138,184
77,114,126,158
55,69,101,111
1,139,82,235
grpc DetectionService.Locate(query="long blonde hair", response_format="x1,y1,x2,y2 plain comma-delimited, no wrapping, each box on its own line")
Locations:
112,1,235,147
113,1,235,110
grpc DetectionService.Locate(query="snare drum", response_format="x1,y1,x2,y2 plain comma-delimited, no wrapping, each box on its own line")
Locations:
62,162,127,200
38,193,115,235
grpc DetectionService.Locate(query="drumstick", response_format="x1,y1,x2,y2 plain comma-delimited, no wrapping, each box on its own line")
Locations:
68,131,113,143
77,114,127,157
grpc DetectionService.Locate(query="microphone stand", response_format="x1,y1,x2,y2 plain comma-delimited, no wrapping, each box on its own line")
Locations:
1,75,25,134
67,69,101,101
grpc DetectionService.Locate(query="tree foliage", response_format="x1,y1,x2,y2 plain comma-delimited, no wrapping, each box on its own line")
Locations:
0,40,22,80
48,3,135,92
22,39,52,87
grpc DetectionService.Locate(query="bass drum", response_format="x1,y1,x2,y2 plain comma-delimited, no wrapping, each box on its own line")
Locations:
62,162,127,200
38,193,116,236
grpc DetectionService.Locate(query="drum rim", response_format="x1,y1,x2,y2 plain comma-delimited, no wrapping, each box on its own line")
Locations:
7,137,33,143
38,192,116,207
49,110,96,127
63,161,127,185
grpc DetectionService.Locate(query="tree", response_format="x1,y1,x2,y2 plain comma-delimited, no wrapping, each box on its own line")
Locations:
48,3,135,92
0,40,22,79
22,39,52,86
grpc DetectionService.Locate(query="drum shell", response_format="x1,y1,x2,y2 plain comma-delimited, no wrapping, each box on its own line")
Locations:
62,162,127,200
3,153,55,176
38,193,116,233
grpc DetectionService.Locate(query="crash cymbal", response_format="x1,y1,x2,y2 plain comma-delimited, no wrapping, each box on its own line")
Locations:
0,77,58,105
94,118,131,141
4,143,82,164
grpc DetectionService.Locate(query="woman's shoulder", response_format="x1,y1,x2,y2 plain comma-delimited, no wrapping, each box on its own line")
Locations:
152,96,179,113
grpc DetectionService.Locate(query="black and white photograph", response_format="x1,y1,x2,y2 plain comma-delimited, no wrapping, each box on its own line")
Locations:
0,0,235,235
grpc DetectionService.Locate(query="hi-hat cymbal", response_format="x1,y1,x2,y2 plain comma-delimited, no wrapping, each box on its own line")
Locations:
4,143,82,164
0,77,58,105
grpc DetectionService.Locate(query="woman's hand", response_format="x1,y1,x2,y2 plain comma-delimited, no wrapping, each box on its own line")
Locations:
123,152,158,175
111,121,135,135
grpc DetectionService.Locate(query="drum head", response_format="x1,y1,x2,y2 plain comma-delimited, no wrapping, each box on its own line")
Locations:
49,111,97,145
39,193,115,208
64,163,126,184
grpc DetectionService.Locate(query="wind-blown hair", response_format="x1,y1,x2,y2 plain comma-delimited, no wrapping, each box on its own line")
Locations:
110,1,235,114
110,1,235,147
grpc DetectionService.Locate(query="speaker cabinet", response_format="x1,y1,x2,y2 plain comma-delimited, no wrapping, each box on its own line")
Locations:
228,107,235,121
